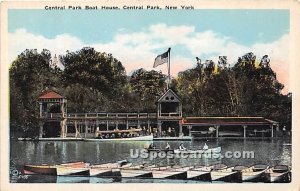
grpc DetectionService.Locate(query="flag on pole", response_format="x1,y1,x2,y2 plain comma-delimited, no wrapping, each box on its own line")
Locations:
153,48,170,68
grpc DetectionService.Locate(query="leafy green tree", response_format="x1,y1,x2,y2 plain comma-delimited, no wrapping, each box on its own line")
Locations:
64,84,108,113
130,68,167,112
9,49,61,137
176,59,217,116
230,53,283,117
61,47,126,95
176,52,289,124
60,47,129,112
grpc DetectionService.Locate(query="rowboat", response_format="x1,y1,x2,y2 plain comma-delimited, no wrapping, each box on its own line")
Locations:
88,165,114,177
142,165,189,180
60,161,87,168
232,165,269,182
266,165,291,183
147,149,174,153
125,164,210,181
204,164,242,182
118,163,156,178
88,161,132,177
184,166,212,181
120,169,153,178
23,164,57,175
56,166,90,176
187,170,211,181
23,161,86,175
92,160,132,169
150,169,187,179
56,163,90,176
173,147,221,154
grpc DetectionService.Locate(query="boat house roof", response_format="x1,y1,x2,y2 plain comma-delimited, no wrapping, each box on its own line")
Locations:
157,89,181,103
181,117,278,126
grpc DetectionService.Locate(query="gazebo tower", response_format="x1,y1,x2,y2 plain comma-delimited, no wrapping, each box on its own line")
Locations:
37,90,67,138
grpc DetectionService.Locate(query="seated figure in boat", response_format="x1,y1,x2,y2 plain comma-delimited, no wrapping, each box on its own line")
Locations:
203,143,208,150
165,142,171,150
179,143,186,151
97,134,103,139
148,143,156,149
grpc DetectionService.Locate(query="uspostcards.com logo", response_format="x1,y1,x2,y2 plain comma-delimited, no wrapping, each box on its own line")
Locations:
129,149,255,160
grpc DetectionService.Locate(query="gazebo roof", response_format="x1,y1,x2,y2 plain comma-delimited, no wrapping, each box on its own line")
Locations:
38,90,64,99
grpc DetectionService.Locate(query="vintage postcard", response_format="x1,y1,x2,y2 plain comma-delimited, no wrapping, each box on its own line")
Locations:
0,0,300,191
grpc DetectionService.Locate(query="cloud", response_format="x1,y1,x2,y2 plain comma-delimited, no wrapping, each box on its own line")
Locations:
8,24,290,93
8,29,83,62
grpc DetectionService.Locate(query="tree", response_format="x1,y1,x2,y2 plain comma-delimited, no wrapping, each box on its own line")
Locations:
9,49,62,137
176,52,288,122
130,68,167,112
176,59,217,116
64,84,110,113
61,47,127,94
60,47,130,112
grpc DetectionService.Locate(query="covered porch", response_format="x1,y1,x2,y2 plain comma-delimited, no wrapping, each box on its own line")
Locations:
180,117,278,138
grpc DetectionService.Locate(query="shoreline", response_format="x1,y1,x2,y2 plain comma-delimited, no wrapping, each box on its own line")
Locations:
11,136,292,142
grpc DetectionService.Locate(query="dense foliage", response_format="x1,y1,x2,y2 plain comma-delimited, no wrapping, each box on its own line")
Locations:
9,48,292,136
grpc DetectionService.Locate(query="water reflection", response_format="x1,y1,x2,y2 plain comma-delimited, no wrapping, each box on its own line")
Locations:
10,138,291,183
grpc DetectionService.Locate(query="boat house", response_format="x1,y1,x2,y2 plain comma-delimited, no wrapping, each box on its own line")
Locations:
37,89,279,139
181,117,278,138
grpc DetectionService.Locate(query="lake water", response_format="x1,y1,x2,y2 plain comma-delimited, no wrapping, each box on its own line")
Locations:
10,138,291,183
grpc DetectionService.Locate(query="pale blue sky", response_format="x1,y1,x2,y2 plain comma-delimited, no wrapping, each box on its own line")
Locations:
9,9,289,45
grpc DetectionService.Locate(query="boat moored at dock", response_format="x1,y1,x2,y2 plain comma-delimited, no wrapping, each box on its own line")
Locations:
22,161,291,183
150,169,188,180
266,165,291,183
56,166,90,176
205,164,242,182
23,161,87,175
88,166,114,177
23,165,57,175
232,165,269,182
120,169,153,178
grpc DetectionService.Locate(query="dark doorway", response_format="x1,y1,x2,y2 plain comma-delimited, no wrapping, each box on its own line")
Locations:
43,122,60,137
161,102,179,113
49,104,61,113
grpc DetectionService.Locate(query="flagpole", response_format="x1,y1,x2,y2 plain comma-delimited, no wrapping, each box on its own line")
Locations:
167,48,171,89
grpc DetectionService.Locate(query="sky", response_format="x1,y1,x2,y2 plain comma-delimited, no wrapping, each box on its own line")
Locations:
8,9,290,93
